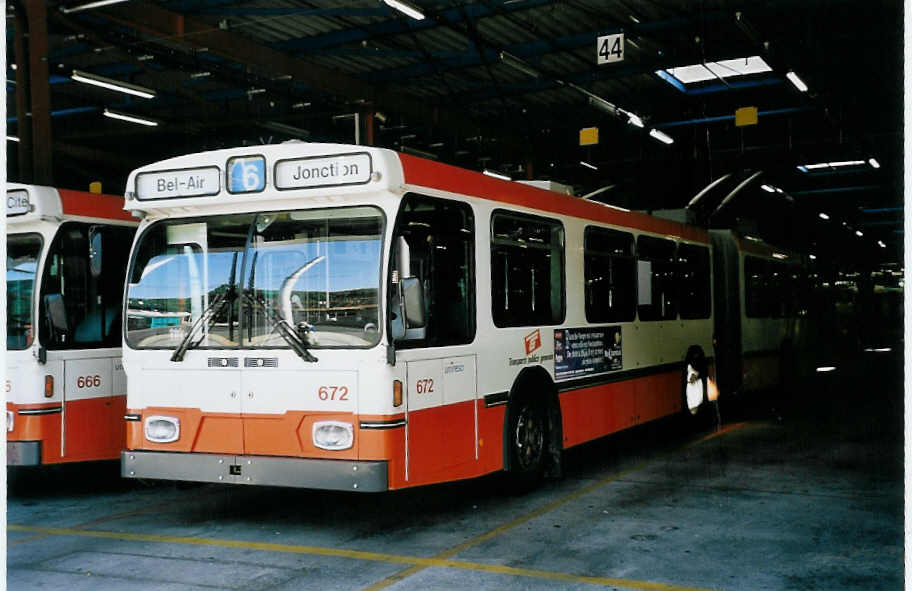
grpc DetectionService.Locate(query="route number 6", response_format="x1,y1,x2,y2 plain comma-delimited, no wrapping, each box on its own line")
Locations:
241,163,261,191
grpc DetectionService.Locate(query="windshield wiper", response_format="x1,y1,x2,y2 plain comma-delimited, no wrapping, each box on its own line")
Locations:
241,290,318,363
170,291,230,362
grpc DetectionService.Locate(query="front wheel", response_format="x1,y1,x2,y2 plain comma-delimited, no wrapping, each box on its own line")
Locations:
508,396,547,487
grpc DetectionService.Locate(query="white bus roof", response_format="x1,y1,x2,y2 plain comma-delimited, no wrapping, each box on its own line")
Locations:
7,183,134,225
125,142,711,244
124,143,404,216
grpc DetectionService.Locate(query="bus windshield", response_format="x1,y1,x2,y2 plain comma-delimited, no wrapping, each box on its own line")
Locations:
125,207,384,351
7,233,42,350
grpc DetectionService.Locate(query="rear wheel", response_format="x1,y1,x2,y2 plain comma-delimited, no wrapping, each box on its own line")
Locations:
682,346,709,424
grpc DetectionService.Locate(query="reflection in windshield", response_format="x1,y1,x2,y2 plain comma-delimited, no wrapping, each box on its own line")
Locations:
126,207,383,351
7,234,42,350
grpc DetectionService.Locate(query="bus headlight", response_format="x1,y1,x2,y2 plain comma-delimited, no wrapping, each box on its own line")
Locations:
312,421,353,451
144,416,180,443
7,411,13,432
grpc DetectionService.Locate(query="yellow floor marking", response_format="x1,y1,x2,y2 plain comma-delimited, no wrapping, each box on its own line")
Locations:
8,422,747,591
363,421,748,591
7,523,724,591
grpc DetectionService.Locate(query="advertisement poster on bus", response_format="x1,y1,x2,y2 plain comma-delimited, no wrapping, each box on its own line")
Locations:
553,326,622,380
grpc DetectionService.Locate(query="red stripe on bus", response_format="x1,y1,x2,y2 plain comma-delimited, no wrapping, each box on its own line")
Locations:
399,154,710,244
58,189,135,222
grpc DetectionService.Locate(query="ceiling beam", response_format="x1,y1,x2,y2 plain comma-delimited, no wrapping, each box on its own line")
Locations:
89,2,530,157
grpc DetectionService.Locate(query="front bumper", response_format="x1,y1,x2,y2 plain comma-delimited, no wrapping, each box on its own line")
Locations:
8,441,42,466
121,451,388,492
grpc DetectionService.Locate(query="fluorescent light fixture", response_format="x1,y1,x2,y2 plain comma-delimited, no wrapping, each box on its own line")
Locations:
137,54,154,61
190,71,211,79
382,0,425,20
772,253,788,260
103,108,159,127
818,212,830,220
744,235,763,242
760,184,776,193
483,169,511,181
855,230,864,237
618,108,644,128
878,240,886,248
649,128,673,144
660,56,772,85
816,366,837,373
798,160,866,172
580,161,598,170
499,51,540,78
786,70,808,92
875,347,892,352
72,69,156,99
868,158,880,169
7,135,19,142
247,88,266,95
809,254,817,260
60,0,130,14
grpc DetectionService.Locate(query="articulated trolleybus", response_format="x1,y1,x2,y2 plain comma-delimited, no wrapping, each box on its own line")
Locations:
7,184,137,466
120,143,715,491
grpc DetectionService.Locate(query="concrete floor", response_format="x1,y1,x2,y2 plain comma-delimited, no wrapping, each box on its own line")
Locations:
7,351,903,591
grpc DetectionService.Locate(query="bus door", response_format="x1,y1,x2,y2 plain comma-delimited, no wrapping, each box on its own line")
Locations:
390,194,478,484
40,223,134,460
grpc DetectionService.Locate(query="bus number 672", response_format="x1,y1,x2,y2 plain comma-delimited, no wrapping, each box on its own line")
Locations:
318,386,349,401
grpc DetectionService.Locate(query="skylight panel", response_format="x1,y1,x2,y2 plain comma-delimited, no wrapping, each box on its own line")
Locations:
660,56,772,85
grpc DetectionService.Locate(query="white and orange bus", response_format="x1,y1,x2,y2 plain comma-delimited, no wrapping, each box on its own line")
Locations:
7,184,137,465
119,142,721,491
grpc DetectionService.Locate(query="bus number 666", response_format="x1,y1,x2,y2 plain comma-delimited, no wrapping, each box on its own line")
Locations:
76,375,101,388
318,386,349,401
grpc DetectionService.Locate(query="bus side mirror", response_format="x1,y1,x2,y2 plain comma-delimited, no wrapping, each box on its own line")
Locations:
89,227,103,278
401,277,426,330
44,294,69,344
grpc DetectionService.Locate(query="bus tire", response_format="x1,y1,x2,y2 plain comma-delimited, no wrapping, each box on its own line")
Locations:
682,345,708,421
507,394,548,488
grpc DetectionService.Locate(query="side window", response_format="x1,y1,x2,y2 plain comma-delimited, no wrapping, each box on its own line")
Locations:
391,194,475,348
636,235,677,321
678,243,711,319
584,227,636,322
744,256,769,318
491,211,565,327
39,222,136,349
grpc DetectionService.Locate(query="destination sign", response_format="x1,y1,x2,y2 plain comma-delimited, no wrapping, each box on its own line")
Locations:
136,167,221,200
7,189,31,216
275,153,372,190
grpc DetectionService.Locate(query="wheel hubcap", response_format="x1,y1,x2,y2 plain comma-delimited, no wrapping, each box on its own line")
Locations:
514,406,544,470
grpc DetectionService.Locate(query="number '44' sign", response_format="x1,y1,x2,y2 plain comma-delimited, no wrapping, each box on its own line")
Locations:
597,33,624,65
